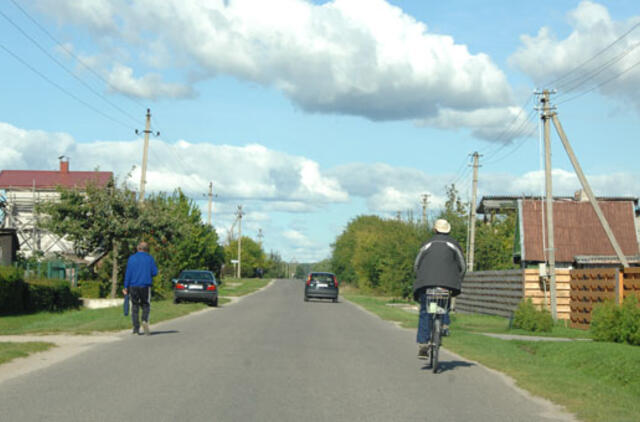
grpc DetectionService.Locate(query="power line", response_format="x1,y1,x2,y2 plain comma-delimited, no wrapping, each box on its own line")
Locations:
543,20,640,88
555,40,640,96
7,0,148,112
0,43,134,130
0,8,140,128
557,56,640,105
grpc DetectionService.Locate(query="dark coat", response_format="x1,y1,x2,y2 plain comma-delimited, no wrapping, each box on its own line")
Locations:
412,233,466,301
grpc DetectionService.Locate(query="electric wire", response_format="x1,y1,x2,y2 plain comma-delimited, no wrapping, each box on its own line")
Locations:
543,20,640,88
7,0,148,115
556,56,640,105
0,9,140,128
555,40,640,94
0,43,134,130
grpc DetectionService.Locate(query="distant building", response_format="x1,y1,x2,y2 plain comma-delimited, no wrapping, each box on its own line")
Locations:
478,193,640,268
0,158,112,259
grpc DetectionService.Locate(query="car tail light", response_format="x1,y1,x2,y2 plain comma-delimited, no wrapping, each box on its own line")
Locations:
333,276,338,288
306,275,311,286
176,283,185,290
206,284,217,291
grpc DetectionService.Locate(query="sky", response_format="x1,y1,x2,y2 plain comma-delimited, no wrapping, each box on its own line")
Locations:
1,0,640,262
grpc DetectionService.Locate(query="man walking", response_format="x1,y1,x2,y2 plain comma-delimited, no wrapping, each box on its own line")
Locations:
123,241,158,336
413,219,465,358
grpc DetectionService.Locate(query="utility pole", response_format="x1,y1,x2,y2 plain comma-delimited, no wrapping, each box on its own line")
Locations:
257,228,264,247
467,152,481,272
136,108,159,203
421,194,430,226
207,182,214,226
540,90,557,321
551,112,629,268
236,205,243,278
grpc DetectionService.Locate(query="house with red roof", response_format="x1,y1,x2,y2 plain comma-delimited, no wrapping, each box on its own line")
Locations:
0,158,112,259
478,193,640,268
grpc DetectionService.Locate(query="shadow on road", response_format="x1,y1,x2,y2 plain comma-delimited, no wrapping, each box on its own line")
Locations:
421,360,475,373
149,330,179,336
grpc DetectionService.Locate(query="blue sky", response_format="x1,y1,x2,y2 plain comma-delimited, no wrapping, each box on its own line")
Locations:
1,0,639,262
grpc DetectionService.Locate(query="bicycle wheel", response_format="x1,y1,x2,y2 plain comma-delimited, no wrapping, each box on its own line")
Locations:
432,318,441,373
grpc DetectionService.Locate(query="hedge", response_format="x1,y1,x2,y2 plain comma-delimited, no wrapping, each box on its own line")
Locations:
0,266,81,315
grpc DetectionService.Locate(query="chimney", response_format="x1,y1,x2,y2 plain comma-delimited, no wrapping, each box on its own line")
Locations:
574,189,588,202
60,157,69,173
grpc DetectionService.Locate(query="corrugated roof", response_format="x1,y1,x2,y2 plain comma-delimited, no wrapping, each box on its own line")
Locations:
0,170,112,189
520,199,639,262
478,195,639,214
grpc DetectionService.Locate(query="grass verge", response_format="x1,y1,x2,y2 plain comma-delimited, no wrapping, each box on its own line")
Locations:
0,300,214,335
0,277,271,336
342,290,639,422
219,278,270,297
0,342,55,365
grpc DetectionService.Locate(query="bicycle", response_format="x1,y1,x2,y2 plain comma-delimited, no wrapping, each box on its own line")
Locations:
425,287,451,373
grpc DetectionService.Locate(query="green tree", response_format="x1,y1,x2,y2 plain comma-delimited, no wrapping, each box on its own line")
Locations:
436,184,468,252
474,212,518,271
38,179,140,297
225,236,266,278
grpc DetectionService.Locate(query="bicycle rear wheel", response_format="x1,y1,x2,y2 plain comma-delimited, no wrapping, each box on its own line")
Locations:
431,318,441,373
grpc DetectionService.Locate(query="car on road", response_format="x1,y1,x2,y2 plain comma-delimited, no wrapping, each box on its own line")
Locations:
173,270,219,306
304,272,339,302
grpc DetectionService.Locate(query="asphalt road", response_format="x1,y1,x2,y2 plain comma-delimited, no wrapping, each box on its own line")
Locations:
0,280,575,421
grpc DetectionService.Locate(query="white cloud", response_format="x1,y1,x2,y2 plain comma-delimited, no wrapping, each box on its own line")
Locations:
510,1,640,109
480,169,640,199
416,106,536,142
106,64,195,100
35,0,517,136
283,229,314,248
0,122,347,206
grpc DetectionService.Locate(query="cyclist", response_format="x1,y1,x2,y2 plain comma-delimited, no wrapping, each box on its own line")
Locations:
413,219,466,358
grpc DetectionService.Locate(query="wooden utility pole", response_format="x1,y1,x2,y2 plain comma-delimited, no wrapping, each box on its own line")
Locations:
207,182,213,226
467,152,480,272
550,114,629,268
257,228,264,247
236,205,243,278
136,108,159,203
421,194,430,226
541,90,558,321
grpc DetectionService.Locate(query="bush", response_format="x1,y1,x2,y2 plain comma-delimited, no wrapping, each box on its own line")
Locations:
513,298,554,332
77,280,102,298
24,279,82,313
591,295,640,345
0,266,26,315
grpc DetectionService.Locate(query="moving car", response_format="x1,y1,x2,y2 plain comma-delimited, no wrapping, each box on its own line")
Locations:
304,272,339,302
173,270,219,306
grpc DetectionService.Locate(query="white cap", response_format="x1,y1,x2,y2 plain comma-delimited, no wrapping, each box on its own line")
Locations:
434,219,451,234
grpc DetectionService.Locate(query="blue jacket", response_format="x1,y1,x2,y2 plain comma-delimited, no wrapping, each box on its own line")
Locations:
124,252,158,288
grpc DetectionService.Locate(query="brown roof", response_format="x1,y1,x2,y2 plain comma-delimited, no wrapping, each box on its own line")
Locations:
520,199,639,262
0,161,112,190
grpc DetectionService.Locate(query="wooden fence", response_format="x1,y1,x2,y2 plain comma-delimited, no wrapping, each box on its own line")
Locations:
525,269,571,320
570,267,640,330
456,270,524,318
456,269,572,319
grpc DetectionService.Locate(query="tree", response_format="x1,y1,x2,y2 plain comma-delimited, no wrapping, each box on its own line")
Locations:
38,179,140,297
474,212,518,271
224,236,266,278
39,185,225,298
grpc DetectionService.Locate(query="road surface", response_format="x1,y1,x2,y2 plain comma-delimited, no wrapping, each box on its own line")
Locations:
0,279,575,421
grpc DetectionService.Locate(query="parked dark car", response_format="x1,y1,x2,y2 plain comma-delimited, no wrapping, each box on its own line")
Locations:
173,270,219,306
304,272,339,302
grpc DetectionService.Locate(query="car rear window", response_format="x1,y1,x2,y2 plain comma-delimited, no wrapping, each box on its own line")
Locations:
180,271,214,281
311,274,334,283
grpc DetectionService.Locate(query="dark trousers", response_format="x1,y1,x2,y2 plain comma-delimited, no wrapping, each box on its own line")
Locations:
417,291,450,344
130,286,151,330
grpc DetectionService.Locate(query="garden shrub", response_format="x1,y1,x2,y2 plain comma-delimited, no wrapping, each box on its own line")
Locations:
24,279,81,313
77,280,102,298
513,298,554,332
0,266,26,315
592,295,640,345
